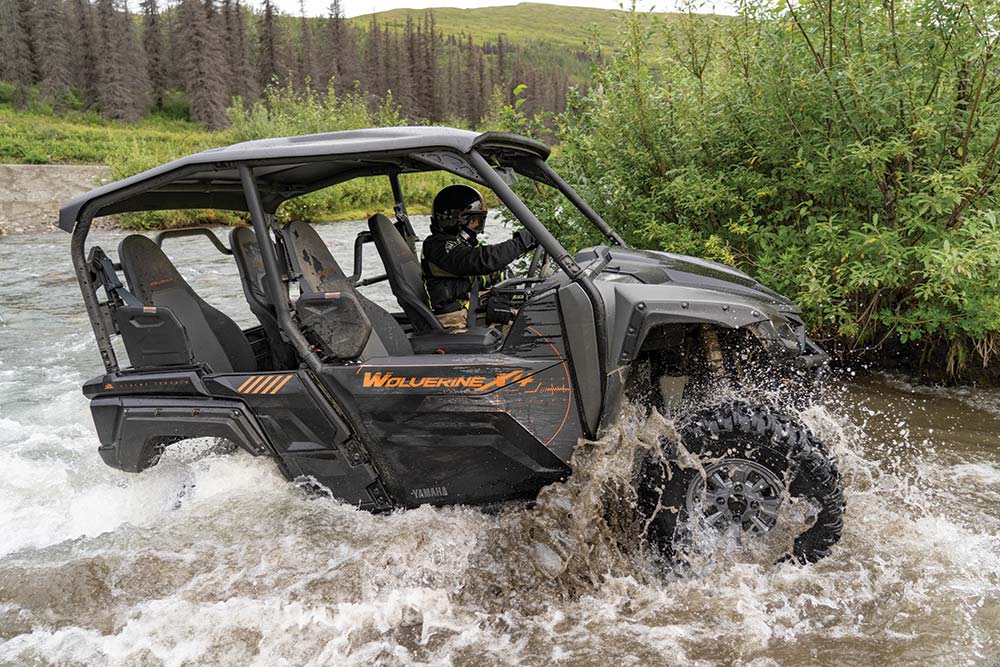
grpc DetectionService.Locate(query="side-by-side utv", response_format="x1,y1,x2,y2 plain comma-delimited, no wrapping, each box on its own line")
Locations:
61,127,844,563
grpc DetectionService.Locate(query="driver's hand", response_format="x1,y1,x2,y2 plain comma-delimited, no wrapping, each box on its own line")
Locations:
514,229,538,251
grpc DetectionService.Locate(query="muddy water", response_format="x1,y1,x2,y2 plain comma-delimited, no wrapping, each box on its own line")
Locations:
0,222,998,666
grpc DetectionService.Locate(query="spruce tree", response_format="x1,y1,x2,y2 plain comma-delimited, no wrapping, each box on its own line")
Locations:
224,0,256,101
121,0,152,112
297,0,317,89
258,0,279,91
400,16,418,117
64,0,97,107
178,0,228,128
0,0,36,107
365,15,384,102
95,0,140,120
420,13,438,121
463,34,479,122
31,0,72,107
14,0,39,83
203,0,233,87
320,1,343,90
496,34,508,102
141,0,164,109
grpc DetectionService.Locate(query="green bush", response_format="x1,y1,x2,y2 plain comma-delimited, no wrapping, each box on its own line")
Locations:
227,83,457,222
518,0,1000,374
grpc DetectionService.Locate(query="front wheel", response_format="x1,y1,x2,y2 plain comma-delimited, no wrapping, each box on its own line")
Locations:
636,402,845,564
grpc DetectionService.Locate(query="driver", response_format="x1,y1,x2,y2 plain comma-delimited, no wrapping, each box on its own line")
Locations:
421,184,538,331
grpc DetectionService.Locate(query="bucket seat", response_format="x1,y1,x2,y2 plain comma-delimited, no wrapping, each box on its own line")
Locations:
229,226,298,368
367,213,502,354
118,234,256,373
281,220,413,357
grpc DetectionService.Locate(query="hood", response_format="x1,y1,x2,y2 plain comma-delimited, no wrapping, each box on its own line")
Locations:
575,247,796,310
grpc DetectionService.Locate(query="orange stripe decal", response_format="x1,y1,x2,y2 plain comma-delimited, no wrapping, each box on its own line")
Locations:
256,375,284,394
241,375,267,393
251,375,278,394
236,376,257,392
268,375,294,394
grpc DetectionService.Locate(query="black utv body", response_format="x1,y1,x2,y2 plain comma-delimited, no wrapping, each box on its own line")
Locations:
61,127,845,563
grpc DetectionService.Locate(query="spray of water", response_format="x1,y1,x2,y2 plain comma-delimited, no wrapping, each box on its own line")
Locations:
2,230,999,665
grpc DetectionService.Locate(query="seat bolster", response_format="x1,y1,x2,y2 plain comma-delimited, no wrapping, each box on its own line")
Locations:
295,290,373,360
283,220,348,291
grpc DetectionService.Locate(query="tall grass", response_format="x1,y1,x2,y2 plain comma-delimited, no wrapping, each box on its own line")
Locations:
0,83,472,229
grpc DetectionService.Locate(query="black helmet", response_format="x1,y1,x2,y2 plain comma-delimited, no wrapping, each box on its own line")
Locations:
431,184,487,235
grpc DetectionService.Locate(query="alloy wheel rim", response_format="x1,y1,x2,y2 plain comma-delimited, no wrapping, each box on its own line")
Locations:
685,458,784,535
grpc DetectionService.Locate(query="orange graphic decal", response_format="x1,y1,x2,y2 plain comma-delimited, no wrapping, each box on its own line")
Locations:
235,374,294,395
361,369,534,392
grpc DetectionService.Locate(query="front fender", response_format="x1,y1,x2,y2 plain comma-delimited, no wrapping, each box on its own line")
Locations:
595,282,825,432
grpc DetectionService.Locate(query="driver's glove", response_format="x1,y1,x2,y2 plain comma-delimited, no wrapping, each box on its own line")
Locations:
514,229,539,252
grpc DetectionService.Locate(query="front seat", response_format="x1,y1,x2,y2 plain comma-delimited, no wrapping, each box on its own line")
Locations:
118,234,256,373
229,226,298,369
367,213,502,354
281,220,413,357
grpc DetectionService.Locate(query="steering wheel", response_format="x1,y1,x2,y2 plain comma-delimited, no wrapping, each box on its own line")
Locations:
526,244,555,279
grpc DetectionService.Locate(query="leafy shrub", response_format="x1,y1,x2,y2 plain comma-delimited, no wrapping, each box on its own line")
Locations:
516,0,1000,374
227,82,402,142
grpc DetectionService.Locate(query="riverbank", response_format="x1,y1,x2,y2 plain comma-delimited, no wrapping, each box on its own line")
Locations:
0,162,435,236
0,102,449,233
0,164,111,235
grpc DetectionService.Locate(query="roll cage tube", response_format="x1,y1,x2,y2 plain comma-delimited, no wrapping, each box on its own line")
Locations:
533,158,628,248
467,150,580,278
154,227,233,255
238,164,322,373
71,215,120,373
468,149,609,413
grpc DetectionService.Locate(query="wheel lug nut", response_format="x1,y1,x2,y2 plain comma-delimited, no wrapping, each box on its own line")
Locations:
751,501,759,508
716,497,726,505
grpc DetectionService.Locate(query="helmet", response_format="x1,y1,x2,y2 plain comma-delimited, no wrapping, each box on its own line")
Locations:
431,184,487,235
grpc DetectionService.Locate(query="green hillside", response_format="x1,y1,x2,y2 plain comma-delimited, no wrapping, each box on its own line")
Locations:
350,2,672,49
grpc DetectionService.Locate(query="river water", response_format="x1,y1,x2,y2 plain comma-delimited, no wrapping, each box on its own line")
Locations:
0,219,998,666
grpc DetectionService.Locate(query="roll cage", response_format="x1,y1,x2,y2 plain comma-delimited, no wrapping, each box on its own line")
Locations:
62,128,626,414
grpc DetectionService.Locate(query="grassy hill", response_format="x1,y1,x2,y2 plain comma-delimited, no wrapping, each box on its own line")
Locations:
350,2,672,50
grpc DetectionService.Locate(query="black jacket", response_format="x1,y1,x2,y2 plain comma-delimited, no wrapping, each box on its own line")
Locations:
421,230,533,315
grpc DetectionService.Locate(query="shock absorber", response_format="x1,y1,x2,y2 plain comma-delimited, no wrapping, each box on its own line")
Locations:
701,324,725,378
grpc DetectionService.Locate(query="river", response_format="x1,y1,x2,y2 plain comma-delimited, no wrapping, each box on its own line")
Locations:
0,218,998,666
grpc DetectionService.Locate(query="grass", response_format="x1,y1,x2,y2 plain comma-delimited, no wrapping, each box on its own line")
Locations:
0,104,217,168
352,2,673,51
0,101,463,229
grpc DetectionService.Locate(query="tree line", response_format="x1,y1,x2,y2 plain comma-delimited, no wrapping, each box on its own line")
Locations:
0,0,578,129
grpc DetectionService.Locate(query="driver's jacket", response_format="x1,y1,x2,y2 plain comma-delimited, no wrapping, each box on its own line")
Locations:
420,231,533,315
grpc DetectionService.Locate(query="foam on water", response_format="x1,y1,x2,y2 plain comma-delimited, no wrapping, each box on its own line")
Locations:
2,228,999,666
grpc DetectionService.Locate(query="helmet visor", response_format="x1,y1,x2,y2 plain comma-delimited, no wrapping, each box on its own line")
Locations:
459,199,486,232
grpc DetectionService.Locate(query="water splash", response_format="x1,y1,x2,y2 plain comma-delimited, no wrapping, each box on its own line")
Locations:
2,230,999,665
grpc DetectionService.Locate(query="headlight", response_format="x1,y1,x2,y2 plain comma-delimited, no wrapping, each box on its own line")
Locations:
753,317,803,354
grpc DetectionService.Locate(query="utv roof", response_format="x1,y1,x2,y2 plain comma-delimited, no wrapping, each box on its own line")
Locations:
57,127,550,232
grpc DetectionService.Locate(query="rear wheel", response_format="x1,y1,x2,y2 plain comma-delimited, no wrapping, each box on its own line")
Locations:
637,402,845,563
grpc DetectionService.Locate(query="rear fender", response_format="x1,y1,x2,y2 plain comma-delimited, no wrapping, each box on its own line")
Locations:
91,396,272,472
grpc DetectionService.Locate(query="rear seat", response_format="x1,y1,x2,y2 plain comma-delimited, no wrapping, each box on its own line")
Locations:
118,234,256,373
230,226,298,368
281,220,413,358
